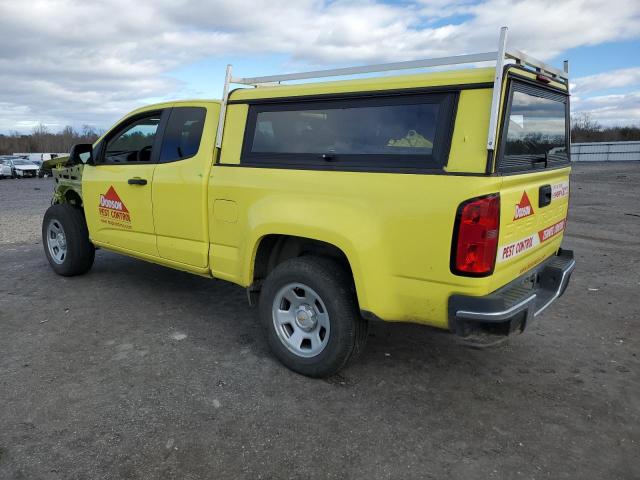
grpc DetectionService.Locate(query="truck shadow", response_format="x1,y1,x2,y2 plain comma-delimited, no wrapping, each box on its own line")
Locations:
87,249,532,383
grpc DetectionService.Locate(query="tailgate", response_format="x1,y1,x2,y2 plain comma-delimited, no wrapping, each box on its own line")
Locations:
493,167,570,288
489,73,571,289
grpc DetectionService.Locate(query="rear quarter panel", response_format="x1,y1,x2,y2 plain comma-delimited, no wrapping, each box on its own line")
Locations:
209,166,503,326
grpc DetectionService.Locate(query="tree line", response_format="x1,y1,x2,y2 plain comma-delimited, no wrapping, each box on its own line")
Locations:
571,113,640,143
0,124,102,155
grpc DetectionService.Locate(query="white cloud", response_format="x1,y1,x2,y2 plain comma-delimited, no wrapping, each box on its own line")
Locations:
570,67,640,125
0,0,639,132
572,91,640,126
572,67,640,95
458,0,640,59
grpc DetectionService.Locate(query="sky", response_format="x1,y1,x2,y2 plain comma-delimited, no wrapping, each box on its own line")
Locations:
0,0,639,134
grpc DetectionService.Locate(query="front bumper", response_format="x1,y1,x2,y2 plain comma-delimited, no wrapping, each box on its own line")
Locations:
449,249,575,340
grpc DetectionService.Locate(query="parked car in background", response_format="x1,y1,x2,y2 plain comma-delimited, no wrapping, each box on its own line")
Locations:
0,159,13,178
9,158,39,178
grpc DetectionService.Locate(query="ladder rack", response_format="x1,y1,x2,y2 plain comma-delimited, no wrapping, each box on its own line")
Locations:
215,26,569,152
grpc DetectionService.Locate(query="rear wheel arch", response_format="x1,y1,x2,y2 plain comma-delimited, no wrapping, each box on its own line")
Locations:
250,234,359,301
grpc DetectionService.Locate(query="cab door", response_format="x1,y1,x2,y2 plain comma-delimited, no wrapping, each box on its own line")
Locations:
83,109,169,256
152,104,217,268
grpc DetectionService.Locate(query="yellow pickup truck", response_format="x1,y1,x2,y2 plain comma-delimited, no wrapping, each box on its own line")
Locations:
42,28,575,377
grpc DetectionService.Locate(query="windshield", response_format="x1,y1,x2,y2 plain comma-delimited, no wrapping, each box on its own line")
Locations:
13,159,32,165
499,82,569,172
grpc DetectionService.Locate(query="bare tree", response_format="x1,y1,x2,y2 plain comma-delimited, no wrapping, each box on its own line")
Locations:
31,123,50,152
572,112,600,131
32,123,49,136
81,124,98,140
60,126,76,152
571,112,640,142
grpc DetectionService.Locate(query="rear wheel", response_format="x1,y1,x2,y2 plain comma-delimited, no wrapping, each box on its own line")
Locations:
42,204,95,276
259,256,368,378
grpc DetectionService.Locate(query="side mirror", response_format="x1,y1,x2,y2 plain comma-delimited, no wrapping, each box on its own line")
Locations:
69,143,94,165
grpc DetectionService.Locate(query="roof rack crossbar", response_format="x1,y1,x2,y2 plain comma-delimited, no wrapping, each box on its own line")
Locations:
215,26,569,155
230,51,498,86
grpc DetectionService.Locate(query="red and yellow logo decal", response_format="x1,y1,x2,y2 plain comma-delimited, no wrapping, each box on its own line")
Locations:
513,191,534,221
98,186,132,229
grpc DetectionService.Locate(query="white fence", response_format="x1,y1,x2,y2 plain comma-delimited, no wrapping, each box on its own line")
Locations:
571,141,640,162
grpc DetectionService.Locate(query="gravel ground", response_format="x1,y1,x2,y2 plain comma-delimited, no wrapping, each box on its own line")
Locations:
0,163,638,480
0,176,53,245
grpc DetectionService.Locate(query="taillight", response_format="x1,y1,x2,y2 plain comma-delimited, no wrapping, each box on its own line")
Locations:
451,194,500,276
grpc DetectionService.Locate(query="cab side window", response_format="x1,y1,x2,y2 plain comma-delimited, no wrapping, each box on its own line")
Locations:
159,107,206,163
104,114,161,164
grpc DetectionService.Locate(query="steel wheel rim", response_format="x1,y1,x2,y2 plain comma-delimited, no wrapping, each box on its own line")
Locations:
46,219,67,265
272,282,330,358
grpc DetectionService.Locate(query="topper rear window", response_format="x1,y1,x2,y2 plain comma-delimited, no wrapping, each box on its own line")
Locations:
497,80,570,173
241,93,457,172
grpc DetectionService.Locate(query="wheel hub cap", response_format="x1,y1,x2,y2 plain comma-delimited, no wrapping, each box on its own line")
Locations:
46,219,67,265
272,283,330,358
294,304,317,331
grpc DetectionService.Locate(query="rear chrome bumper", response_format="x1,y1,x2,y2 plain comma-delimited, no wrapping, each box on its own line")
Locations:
449,249,575,337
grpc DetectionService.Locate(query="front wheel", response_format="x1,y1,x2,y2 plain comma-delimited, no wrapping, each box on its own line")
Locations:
259,256,368,378
42,204,95,276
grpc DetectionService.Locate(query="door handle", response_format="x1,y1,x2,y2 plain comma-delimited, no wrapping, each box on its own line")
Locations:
128,177,147,185
539,184,552,208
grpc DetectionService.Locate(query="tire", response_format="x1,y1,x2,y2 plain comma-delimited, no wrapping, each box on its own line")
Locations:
42,204,95,276
259,256,368,378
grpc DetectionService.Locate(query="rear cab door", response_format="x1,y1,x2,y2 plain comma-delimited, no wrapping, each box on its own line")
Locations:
151,101,218,269
492,68,571,287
